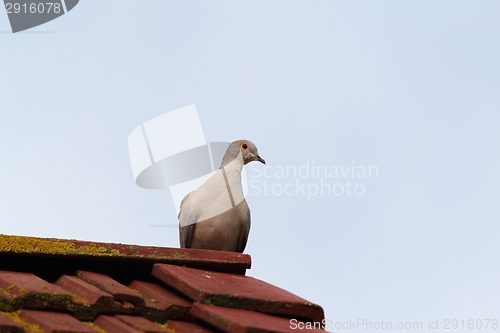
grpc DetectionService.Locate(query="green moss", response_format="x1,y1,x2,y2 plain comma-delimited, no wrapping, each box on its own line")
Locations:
159,322,180,333
0,234,122,257
0,310,45,333
84,321,109,333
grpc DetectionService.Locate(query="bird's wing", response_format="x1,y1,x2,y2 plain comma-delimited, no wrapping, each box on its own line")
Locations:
178,166,247,250
178,191,192,220
179,223,195,248
236,200,251,253
178,191,195,248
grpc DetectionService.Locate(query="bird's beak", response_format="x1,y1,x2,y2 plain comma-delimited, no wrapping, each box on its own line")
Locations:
255,155,266,164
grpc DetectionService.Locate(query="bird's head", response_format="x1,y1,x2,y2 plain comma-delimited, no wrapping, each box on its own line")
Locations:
221,140,266,167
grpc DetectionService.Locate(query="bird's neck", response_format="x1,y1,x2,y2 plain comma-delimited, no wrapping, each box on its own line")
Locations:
222,156,244,174
220,151,244,173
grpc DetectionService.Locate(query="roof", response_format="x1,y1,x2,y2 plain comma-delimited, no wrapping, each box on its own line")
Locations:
0,234,328,333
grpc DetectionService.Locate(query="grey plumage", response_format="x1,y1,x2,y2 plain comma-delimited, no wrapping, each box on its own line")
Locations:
178,140,265,253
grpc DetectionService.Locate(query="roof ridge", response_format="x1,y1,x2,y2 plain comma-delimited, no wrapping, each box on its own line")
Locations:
0,234,251,274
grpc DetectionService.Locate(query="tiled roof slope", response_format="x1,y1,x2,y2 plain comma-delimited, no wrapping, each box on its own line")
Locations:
0,234,328,333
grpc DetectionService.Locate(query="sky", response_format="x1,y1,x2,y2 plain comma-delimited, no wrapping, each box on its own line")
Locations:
1,1,500,331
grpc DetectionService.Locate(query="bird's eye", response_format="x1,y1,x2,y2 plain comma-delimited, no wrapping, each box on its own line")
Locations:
241,143,248,149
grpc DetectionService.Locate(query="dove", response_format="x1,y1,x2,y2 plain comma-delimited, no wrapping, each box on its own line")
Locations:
178,140,265,253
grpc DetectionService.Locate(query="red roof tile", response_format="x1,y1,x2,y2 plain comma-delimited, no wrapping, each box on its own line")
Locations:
20,309,99,333
191,303,325,333
0,235,329,332
55,275,114,306
114,315,171,333
0,234,251,274
0,311,24,333
0,271,67,297
152,263,324,323
77,271,146,307
0,271,73,312
94,315,144,333
128,280,192,321
165,320,221,333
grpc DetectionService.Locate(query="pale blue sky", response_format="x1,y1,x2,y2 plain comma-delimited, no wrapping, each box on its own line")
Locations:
1,1,499,331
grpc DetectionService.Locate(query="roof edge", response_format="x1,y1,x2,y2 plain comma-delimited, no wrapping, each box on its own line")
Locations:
0,234,251,272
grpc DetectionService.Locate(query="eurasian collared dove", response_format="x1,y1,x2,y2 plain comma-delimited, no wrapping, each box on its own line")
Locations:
178,140,265,253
